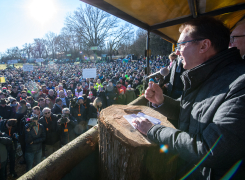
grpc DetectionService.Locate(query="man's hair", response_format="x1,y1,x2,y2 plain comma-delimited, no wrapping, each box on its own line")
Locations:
179,16,230,53
42,107,51,113
62,108,70,113
33,106,40,111
169,52,178,59
38,98,45,102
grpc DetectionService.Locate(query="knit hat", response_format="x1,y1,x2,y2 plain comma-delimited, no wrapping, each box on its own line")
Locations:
8,97,16,104
78,96,84,100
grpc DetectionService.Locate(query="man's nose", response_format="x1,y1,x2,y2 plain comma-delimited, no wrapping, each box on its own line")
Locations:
176,49,180,55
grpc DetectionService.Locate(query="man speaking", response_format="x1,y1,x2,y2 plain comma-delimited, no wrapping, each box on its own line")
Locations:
132,17,245,179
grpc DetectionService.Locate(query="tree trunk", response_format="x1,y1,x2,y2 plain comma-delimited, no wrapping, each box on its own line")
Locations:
99,105,178,180
19,125,99,180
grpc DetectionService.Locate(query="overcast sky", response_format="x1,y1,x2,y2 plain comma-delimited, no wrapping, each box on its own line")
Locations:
0,0,85,53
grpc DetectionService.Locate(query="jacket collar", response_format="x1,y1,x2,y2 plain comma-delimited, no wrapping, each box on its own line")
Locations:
181,48,242,93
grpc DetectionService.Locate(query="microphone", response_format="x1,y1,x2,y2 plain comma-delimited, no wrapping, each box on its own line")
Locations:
147,68,169,79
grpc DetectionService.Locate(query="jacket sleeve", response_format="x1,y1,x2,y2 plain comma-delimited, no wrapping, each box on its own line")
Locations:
33,125,46,144
69,116,77,127
0,136,12,145
147,88,245,169
153,95,180,120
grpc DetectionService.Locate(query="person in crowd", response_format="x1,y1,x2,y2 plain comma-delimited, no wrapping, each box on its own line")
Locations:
74,83,83,97
59,90,69,108
132,16,245,179
94,79,102,91
39,107,60,157
163,52,185,99
25,116,46,172
8,97,18,117
229,19,245,58
97,84,107,109
0,98,14,119
45,98,53,109
51,98,63,115
82,94,91,117
10,86,18,98
112,73,119,85
47,89,56,105
116,81,126,94
66,90,73,103
105,80,117,106
47,82,54,90
132,78,141,97
56,85,67,97
17,91,27,102
36,89,47,100
0,132,12,180
57,108,77,146
38,98,46,113
41,85,49,95
26,96,38,108
125,85,136,104
67,82,75,95
81,81,88,95
116,89,126,105
0,119,18,177
87,97,102,128
70,96,87,135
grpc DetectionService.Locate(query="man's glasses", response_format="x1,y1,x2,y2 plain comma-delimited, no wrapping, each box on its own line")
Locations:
176,38,205,51
230,35,245,43
44,112,51,115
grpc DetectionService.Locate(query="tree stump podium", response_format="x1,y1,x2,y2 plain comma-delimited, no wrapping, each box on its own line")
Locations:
99,105,178,180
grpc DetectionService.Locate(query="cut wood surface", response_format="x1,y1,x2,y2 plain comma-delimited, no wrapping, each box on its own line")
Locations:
100,105,175,147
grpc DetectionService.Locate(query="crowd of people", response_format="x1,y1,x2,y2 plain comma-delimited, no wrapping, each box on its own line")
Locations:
0,57,175,179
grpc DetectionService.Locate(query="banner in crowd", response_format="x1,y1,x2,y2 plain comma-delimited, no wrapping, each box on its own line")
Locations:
36,58,44,62
7,60,18,64
83,68,96,78
0,77,5,83
23,64,33,71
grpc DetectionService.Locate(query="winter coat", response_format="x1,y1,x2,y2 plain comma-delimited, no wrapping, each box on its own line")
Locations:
38,114,59,145
70,104,87,123
147,48,245,179
57,115,77,146
88,104,98,119
0,133,12,163
25,123,46,153
97,90,107,109
0,105,14,119
125,89,136,104
105,86,118,100
51,104,62,115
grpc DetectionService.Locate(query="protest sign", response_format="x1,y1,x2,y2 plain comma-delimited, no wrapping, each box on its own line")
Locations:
23,64,33,71
7,60,18,64
36,58,44,62
83,68,96,78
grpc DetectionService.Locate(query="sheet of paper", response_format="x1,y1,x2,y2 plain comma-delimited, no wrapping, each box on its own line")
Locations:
123,113,161,129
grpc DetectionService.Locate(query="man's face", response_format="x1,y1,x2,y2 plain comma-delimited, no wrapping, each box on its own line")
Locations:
78,99,83,104
33,109,40,116
59,92,65,98
42,86,46,90
48,90,54,96
43,109,51,118
176,28,201,70
230,24,245,56
22,92,27,97
39,100,45,107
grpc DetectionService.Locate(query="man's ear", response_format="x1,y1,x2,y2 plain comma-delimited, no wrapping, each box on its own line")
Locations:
199,39,212,53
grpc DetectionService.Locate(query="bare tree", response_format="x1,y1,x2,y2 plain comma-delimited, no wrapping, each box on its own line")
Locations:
32,38,47,58
22,43,33,59
45,32,58,59
65,4,118,49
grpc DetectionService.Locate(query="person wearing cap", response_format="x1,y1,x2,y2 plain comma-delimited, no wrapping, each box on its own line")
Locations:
26,96,38,108
125,84,136,104
38,107,60,157
0,119,18,177
74,83,83,97
70,96,87,135
51,97,63,115
0,98,14,119
25,116,46,172
132,78,141,97
97,84,107,109
67,82,75,95
105,80,118,106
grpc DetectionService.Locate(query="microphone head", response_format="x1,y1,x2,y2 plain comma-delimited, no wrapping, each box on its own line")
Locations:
160,68,169,76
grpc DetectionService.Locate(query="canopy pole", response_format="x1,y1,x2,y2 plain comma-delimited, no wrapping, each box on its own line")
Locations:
146,30,150,75
172,43,176,52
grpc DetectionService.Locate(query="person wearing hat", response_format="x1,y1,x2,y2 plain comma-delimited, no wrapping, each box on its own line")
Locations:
67,82,75,95
70,96,87,135
0,98,14,119
10,86,18,98
97,84,107,109
51,97,63,115
132,78,141,97
26,96,38,108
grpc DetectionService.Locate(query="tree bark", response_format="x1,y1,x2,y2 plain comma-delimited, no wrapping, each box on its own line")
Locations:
18,125,99,180
99,105,178,180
